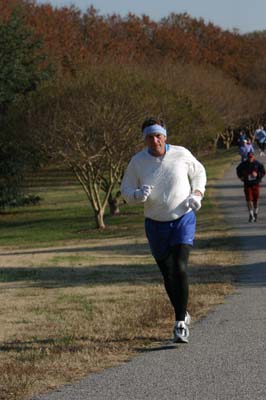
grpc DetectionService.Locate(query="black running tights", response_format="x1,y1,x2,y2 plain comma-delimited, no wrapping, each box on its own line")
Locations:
156,244,191,321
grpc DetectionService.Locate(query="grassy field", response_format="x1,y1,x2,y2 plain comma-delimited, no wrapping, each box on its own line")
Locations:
0,149,242,400
0,149,237,248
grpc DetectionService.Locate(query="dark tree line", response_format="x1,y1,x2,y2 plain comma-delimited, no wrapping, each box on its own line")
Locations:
0,9,52,208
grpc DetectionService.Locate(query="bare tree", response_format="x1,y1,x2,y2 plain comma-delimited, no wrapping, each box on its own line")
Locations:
25,66,157,228
149,63,265,150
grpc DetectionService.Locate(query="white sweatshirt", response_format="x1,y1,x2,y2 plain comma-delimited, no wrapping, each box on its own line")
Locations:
120,145,207,221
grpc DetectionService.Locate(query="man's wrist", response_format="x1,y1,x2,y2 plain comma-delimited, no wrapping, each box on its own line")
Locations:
192,190,203,197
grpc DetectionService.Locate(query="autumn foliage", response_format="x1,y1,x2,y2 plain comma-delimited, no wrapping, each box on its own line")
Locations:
1,0,266,86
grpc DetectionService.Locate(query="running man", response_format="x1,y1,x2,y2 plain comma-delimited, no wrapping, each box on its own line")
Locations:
239,139,254,162
236,151,265,222
254,126,266,155
237,130,247,148
121,117,207,343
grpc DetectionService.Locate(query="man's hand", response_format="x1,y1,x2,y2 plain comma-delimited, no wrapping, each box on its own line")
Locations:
186,193,202,211
134,185,154,202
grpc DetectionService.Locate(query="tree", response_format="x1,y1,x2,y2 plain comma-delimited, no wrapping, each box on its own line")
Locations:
0,9,53,208
0,9,52,115
23,66,159,228
149,63,265,150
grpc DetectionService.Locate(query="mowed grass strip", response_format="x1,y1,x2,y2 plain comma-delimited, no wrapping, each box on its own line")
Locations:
0,149,242,400
0,165,144,247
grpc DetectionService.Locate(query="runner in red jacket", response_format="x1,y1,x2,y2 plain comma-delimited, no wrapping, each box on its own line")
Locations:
236,151,265,222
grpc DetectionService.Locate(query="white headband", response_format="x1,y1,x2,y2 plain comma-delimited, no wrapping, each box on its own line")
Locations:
143,124,167,137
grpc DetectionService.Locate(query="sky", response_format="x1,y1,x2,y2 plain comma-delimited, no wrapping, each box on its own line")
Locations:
36,0,266,33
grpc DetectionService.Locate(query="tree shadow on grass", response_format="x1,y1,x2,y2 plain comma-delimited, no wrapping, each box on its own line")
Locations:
0,261,261,288
0,263,161,288
0,232,255,257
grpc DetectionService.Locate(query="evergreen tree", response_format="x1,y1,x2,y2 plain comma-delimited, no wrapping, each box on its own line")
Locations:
0,10,53,208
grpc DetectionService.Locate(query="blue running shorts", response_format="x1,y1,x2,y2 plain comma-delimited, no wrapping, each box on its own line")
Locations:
145,211,196,260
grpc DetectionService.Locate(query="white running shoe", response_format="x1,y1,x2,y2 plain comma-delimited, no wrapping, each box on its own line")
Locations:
185,311,191,325
173,321,189,343
249,215,255,223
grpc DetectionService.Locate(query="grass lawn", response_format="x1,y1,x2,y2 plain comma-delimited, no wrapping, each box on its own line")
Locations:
0,149,237,248
0,165,146,247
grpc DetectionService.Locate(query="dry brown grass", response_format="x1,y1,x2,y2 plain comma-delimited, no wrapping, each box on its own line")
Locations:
0,230,241,400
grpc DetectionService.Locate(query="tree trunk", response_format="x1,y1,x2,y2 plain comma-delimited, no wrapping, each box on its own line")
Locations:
213,133,220,150
109,199,120,216
226,139,231,150
95,209,105,229
108,190,123,216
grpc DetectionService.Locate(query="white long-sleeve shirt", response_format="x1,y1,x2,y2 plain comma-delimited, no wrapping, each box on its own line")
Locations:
121,145,207,221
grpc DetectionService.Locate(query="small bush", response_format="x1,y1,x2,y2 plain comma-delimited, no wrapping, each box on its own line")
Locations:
1,194,41,209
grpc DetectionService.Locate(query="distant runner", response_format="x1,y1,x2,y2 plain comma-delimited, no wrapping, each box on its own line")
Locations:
254,126,266,156
239,139,254,162
237,130,247,148
121,117,207,343
236,151,265,222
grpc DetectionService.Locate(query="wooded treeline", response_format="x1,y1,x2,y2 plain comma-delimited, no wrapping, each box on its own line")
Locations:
2,0,266,87
1,0,266,227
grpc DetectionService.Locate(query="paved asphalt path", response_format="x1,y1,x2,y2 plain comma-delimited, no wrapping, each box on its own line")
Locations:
32,156,266,400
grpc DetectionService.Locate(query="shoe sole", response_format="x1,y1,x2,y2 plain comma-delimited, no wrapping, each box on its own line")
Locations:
173,336,189,344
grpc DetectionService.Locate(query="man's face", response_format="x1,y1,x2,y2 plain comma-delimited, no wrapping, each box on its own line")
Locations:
248,154,255,162
145,133,166,157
